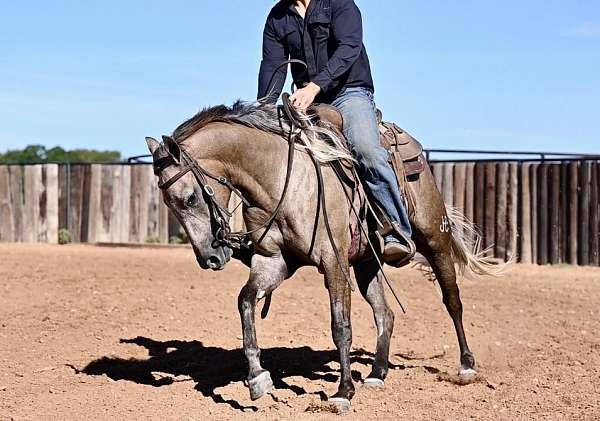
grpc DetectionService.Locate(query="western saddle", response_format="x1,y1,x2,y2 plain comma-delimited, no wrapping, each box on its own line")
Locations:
309,104,426,266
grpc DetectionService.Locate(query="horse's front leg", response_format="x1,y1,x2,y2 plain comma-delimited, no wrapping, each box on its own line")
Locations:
238,253,288,401
324,263,355,411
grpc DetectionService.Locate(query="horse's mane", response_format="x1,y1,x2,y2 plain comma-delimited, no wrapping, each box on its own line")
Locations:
172,100,353,163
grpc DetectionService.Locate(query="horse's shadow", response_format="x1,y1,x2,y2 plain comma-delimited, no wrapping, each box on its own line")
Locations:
75,337,395,412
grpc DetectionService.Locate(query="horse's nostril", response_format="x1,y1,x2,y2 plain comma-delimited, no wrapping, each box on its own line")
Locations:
207,255,222,269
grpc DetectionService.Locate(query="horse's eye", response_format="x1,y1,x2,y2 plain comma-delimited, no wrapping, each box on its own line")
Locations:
186,193,198,207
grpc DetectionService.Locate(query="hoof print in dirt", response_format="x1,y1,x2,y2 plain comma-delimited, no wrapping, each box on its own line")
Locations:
437,370,480,386
305,398,352,414
363,378,385,389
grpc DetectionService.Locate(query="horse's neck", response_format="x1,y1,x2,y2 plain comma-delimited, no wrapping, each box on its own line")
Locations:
185,123,290,210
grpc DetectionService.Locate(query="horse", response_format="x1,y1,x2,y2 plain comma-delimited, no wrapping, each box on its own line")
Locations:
145,100,499,411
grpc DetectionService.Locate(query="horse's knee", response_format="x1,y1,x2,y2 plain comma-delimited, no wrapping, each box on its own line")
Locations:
238,284,258,311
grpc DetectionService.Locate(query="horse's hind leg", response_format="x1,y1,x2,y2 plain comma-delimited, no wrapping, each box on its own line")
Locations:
354,259,394,388
422,244,477,381
239,253,288,400
410,167,477,382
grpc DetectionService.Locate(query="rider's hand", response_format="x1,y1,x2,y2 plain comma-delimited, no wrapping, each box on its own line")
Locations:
289,82,321,111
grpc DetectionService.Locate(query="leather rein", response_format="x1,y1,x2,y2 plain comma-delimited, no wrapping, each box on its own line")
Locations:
155,94,300,255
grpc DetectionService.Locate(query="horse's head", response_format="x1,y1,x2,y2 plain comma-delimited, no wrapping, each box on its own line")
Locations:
146,136,233,271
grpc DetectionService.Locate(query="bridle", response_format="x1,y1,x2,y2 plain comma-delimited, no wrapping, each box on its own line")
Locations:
154,94,301,254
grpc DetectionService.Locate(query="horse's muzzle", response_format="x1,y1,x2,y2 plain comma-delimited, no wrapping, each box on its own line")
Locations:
195,246,233,271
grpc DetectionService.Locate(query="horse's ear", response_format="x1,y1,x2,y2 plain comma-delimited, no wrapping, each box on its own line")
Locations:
145,137,161,155
162,135,181,163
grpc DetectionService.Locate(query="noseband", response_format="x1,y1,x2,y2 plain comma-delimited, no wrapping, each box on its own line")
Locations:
155,149,252,248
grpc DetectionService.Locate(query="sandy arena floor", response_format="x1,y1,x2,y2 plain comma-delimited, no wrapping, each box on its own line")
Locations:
0,244,599,420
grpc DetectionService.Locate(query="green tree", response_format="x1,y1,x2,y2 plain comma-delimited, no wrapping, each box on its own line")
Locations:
0,145,121,163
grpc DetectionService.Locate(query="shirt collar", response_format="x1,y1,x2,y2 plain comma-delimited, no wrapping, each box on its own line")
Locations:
287,0,319,18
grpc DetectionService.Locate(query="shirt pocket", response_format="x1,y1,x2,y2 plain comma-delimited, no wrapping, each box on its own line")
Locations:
309,12,331,43
278,20,302,56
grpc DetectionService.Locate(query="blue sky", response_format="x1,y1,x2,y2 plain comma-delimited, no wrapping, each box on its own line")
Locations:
0,0,598,159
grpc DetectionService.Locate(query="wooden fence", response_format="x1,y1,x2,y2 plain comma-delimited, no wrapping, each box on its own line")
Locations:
0,161,599,266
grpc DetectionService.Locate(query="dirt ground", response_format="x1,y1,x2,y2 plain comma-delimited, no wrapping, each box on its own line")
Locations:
0,244,599,420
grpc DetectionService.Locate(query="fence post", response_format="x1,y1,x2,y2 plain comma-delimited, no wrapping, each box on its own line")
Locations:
507,163,519,262
520,163,532,264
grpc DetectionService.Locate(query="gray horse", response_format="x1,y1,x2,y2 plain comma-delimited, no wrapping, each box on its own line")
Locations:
146,100,499,411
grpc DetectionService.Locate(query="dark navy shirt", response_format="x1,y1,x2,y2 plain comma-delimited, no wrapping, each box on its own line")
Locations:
257,0,374,103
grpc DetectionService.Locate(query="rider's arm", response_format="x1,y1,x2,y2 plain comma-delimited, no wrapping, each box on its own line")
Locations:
312,0,363,94
258,17,289,102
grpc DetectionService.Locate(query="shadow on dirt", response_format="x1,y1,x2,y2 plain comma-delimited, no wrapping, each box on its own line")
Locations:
75,336,400,412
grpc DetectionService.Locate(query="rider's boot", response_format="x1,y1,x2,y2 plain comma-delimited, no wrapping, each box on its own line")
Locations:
381,222,416,268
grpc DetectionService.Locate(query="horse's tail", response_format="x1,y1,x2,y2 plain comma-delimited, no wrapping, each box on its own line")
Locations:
446,205,511,278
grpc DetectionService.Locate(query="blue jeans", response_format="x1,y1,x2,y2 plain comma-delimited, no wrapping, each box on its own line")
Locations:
331,87,412,237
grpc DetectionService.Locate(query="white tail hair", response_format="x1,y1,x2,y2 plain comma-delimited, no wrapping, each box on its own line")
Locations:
446,205,512,278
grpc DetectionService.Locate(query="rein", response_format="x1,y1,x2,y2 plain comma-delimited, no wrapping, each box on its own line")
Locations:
155,94,356,292
155,94,300,255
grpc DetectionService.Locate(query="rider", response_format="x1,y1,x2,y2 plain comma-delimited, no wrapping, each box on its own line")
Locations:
258,0,415,264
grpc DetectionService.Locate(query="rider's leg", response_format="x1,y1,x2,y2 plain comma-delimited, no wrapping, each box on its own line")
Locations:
331,87,413,244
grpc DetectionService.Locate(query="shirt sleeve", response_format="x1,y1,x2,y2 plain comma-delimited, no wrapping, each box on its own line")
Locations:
257,17,289,102
312,0,363,94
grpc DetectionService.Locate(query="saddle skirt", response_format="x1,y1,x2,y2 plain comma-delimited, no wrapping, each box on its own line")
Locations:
308,104,426,262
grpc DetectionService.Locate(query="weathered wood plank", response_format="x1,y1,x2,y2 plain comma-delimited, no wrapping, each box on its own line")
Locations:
530,163,539,264
23,165,42,243
520,163,532,264
559,163,569,264
484,163,496,254
432,164,444,193
442,163,454,207
9,166,24,242
567,162,579,264
79,166,92,243
453,164,466,212
474,163,486,241
464,163,475,244
159,194,170,244
579,162,592,266
58,164,68,232
129,166,151,243
0,166,14,242
507,163,519,262
451,163,466,237
590,162,599,266
146,166,161,241
68,166,83,242
495,162,509,259
96,165,114,243
119,166,132,243
129,166,142,242
537,164,549,265
86,165,102,243
549,164,561,264
45,164,59,244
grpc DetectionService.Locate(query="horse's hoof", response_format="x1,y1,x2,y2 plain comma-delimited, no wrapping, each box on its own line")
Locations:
328,397,351,412
363,378,385,389
458,367,478,385
248,371,274,401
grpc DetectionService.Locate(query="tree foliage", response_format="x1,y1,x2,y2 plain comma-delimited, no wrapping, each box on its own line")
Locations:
0,145,121,163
